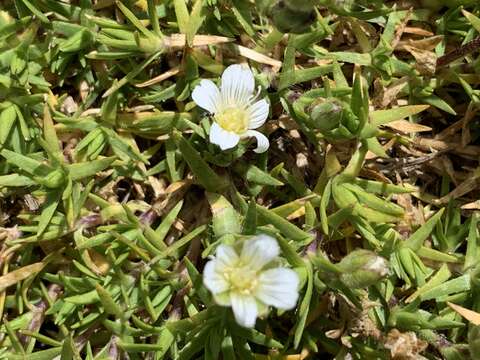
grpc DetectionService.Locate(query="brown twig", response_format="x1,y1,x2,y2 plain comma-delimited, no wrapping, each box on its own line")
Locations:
436,36,480,68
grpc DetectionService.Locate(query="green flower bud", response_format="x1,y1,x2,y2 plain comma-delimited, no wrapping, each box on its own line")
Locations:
134,33,165,54
268,1,315,34
309,98,359,140
310,99,344,131
337,249,389,289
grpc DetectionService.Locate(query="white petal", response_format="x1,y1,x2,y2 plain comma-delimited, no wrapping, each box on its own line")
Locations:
248,99,269,129
256,268,300,310
240,234,279,270
203,260,229,294
209,122,240,150
192,79,221,113
245,130,269,153
215,243,239,268
230,293,258,328
220,64,254,108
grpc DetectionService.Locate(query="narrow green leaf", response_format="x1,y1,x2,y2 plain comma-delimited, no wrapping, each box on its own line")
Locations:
256,205,312,242
370,105,430,127
173,0,190,34
19,0,49,23
294,263,313,348
243,199,257,235
116,1,154,37
172,130,227,192
102,51,162,98
404,208,445,251
462,9,480,33
154,200,184,248
0,106,16,144
420,274,471,301
1,149,52,177
37,191,60,237
67,157,116,181
186,0,206,46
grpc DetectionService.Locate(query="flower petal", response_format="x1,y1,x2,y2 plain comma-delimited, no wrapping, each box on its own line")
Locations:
192,79,221,113
210,122,240,150
245,130,269,153
220,64,254,108
215,243,239,268
256,268,300,310
230,293,258,328
240,234,279,270
248,99,269,129
203,260,229,295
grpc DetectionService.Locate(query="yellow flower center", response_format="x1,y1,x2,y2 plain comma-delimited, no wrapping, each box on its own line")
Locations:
224,265,258,295
215,107,249,134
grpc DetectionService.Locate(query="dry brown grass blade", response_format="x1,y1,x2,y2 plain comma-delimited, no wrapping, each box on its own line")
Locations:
447,302,480,325
385,120,432,133
437,168,480,204
0,262,45,292
416,138,480,158
280,349,310,360
87,249,111,276
228,44,282,68
391,8,412,50
403,45,437,75
397,35,444,51
373,77,409,108
403,27,434,36
135,67,180,88
461,201,480,210
164,34,233,48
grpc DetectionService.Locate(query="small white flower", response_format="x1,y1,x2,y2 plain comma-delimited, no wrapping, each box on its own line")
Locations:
192,64,270,153
203,234,300,328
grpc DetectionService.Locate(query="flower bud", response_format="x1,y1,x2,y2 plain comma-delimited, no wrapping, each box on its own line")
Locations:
337,249,389,289
134,33,165,54
310,99,344,132
309,98,359,139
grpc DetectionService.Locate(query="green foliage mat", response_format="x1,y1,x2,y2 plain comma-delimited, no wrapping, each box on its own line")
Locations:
1,0,480,359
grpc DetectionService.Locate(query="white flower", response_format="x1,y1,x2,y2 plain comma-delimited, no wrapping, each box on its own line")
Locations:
203,234,300,328
192,64,270,153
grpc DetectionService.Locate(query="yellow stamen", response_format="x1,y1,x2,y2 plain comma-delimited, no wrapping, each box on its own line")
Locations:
215,107,249,134
224,266,258,295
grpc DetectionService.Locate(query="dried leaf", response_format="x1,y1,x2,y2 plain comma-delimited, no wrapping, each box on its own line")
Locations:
0,262,45,292
447,302,480,325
